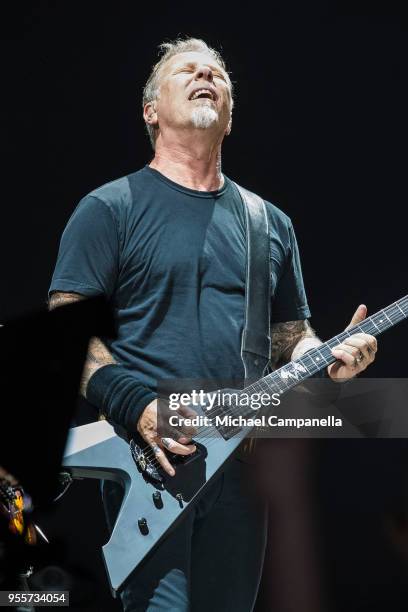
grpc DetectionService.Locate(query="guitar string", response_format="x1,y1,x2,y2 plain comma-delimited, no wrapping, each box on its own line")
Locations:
138,296,408,465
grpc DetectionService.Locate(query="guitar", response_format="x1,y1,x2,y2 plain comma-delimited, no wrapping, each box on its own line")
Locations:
62,295,408,596
0,461,49,549
0,477,37,545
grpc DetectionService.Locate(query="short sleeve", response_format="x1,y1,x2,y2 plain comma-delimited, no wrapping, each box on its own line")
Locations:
271,222,311,323
48,195,119,300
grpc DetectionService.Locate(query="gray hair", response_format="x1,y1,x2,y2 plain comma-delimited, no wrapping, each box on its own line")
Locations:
142,37,233,150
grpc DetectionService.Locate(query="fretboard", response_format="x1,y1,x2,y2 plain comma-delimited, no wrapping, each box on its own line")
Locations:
240,294,408,414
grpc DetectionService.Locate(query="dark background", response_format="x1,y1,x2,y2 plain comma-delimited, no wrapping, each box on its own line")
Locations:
1,3,407,611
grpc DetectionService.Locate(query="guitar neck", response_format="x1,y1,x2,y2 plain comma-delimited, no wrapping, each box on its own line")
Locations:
242,294,408,404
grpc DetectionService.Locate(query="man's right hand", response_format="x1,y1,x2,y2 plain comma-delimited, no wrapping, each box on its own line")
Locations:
136,399,198,476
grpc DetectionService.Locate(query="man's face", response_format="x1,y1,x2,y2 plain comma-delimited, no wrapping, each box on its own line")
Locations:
147,51,233,138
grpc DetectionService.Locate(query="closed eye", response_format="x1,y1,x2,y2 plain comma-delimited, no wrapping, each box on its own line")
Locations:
174,67,227,81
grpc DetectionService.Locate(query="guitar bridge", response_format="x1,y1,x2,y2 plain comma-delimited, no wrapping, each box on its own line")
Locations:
130,440,164,484
129,439,207,485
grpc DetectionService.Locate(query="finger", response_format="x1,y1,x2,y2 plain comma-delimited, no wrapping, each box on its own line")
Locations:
328,360,347,380
175,406,198,436
351,333,378,353
157,404,195,440
160,437,196,456
149,442,176,477
178,421,197,437
343,336,370,360
346,304,367,331
332,343,360,358
177,404,198,418
331,346,358,369
343,336,374,362
167,424,193,444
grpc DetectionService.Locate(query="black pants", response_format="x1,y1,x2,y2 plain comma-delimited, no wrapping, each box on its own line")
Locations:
102,456,268,612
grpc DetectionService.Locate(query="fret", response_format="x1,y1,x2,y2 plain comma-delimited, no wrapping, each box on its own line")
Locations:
258,377,274,396
314,346,327,364
316,344,335,362
396,302,406,317
302,352,320,373
372,313,385,327
399,299,408,315
356,320,377,335
256,378,268,393
326,336,340,349
379,313,392,328
246,373,281,398
382,309,392,325
384,304,401,326
303,350,326,370
271,372,289,393
327,332,348,349
373,312,392,333
300,359,312,375
266,374,288,396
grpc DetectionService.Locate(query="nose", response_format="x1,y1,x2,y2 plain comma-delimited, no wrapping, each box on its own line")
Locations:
195,65,213,83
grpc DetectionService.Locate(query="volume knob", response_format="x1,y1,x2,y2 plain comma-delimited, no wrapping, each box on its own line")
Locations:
138,517,149,535
153,491,163,509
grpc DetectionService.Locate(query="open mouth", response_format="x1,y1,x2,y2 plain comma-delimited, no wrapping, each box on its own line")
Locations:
189,88,216,101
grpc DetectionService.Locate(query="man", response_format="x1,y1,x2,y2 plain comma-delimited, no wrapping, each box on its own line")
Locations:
49,38,377,611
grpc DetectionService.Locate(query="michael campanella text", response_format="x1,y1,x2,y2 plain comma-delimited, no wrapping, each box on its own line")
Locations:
169,415,343,429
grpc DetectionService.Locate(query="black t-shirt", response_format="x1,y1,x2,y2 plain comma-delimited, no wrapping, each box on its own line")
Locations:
49,166,310,390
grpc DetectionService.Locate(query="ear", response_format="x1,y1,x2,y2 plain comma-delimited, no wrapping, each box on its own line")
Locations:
225,116,232,136
143,101,158,127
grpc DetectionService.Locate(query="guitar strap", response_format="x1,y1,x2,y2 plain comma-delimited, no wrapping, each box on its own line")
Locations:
234,182,271,381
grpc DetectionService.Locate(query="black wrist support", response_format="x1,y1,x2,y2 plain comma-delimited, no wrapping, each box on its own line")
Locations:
304,349,342,403
86,364,157,431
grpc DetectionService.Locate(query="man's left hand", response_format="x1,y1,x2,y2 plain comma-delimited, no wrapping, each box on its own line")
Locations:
328,304,377,381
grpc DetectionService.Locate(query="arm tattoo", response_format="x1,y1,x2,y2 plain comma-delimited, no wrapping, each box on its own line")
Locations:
270,320,320,368
48,291,116,397
48,291,86,310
